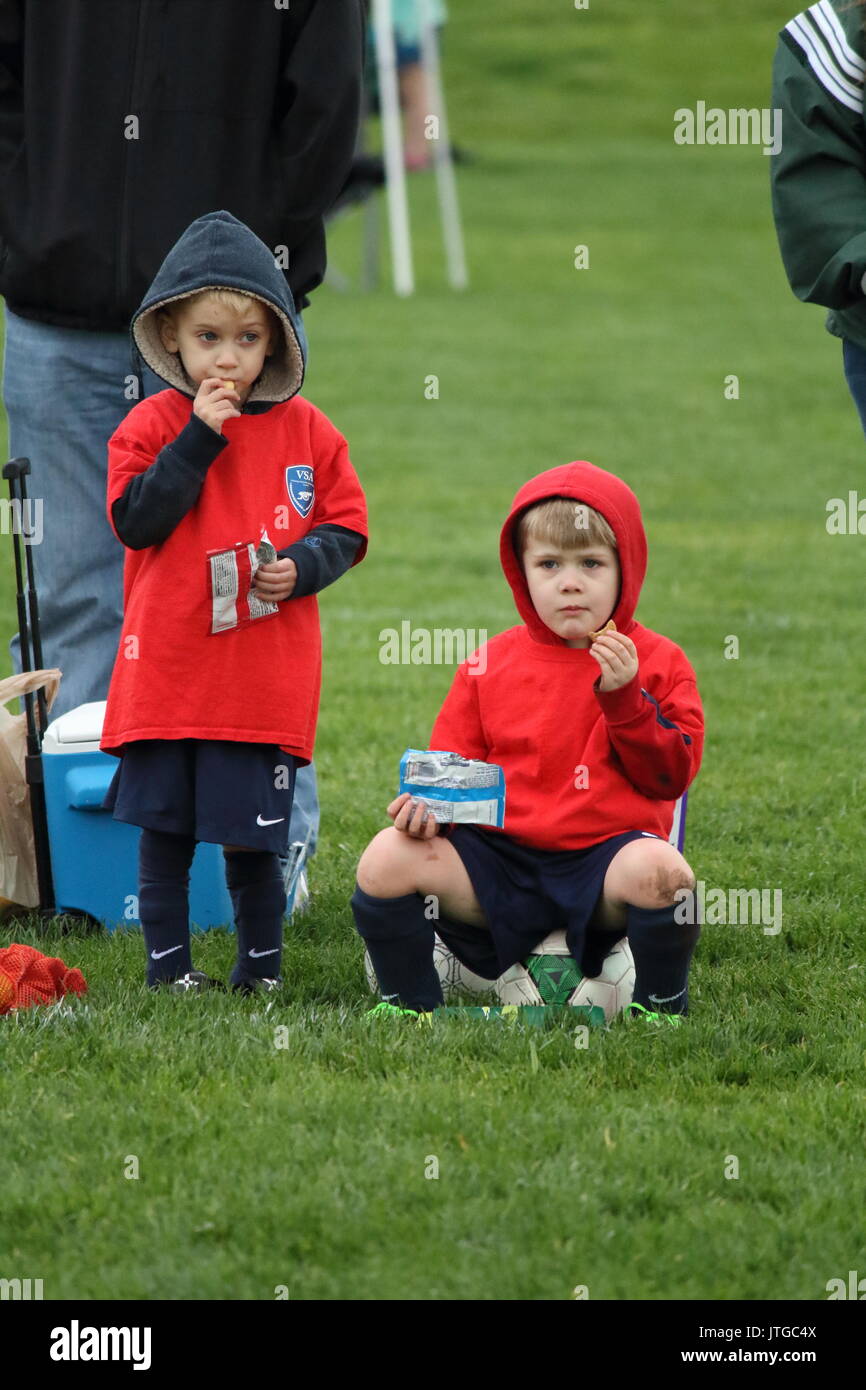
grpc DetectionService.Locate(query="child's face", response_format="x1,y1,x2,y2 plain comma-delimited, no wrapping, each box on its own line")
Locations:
522,539,620,648
160,295,274,403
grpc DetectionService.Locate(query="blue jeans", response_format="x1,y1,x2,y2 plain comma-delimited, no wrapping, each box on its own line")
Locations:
1,306,318,853
842,339,866,440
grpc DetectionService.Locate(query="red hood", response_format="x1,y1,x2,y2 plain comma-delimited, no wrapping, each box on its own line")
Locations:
499,461,647,646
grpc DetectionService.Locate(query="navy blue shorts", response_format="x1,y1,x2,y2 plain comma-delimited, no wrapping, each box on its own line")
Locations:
437,826,657,978
102,740,298,852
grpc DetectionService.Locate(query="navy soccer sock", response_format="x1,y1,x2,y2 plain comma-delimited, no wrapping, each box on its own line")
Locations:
351,884,444,1011
626,901,701,1015
224,850,286,987
139,828,196,987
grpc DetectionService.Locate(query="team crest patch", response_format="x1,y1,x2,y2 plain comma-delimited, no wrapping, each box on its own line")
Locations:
286,465,315,519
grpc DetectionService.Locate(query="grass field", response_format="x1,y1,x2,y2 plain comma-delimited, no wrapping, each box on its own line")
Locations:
1,0,865,1302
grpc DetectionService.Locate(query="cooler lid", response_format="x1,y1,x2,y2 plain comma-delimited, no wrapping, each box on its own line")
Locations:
45,700,107,745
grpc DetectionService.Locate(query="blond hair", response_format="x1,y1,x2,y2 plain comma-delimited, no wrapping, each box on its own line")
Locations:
159,287,280,335
515,497,617,559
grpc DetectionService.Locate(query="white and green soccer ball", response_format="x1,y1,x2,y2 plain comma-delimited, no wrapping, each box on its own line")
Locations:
364,929,634,1020
495,931,634,1021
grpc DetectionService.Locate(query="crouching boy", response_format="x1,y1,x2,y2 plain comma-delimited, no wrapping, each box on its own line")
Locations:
352,461,703,1022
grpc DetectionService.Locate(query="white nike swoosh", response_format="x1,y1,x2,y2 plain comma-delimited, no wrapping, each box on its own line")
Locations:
249,948,280,958
257,815,285,826
649,988,686,1004
151,945,183,960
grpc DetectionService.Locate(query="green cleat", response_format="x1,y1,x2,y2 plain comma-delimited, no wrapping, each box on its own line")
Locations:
623,1002,685,1027
366,1000,434,1023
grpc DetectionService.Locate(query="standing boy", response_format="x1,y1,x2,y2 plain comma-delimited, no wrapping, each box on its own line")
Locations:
101,211,368,993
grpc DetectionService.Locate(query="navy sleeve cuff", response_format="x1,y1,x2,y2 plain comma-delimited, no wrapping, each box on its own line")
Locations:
277,525,365,598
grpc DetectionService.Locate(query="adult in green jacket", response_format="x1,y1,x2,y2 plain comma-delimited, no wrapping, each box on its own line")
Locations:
771,0,866,435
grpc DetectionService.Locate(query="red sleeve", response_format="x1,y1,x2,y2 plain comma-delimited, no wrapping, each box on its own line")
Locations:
105,410,170,543
595,671,704,801
309,412,368,564
429,665,490,762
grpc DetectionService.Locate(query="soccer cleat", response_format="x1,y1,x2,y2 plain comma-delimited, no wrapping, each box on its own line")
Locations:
623,1002,685,1027
365,1000,434,1023
155,971,226,994
231,976,283,996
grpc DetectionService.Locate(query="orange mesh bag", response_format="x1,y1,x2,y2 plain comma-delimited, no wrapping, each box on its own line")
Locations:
0,943,87,1015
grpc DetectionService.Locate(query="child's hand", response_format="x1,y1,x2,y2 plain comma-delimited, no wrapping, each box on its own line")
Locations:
193,377,241,434
251,558,297,602
589,630,639,691
387,791,440,838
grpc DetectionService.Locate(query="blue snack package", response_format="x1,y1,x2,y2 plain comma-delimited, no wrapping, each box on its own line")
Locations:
399,749,506,827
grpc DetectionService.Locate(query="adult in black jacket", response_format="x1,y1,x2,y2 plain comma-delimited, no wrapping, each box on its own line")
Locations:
0,0,363,326
0,0,365,872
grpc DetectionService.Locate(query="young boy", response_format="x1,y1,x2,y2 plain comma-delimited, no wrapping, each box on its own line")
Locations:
352,461,702,1021
100,210,368,994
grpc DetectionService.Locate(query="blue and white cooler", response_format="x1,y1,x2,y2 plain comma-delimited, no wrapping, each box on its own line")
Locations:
41,702,234,930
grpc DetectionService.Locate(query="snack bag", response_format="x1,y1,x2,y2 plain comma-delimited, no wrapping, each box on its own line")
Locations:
206,530,280,635
399,749,506,826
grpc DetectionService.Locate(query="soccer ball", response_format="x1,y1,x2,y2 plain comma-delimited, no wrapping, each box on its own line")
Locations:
364,934,497,1003
495,931,634,1022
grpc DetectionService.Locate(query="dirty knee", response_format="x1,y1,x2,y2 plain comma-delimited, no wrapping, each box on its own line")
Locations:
645,863,696,908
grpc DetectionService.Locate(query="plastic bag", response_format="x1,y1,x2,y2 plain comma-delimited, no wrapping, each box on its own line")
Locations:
0,669,62,908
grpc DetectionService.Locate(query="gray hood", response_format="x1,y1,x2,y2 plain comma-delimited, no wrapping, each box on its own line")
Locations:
131,210,305,406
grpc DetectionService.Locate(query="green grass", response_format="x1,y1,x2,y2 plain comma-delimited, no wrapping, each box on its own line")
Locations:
2,0,865,1301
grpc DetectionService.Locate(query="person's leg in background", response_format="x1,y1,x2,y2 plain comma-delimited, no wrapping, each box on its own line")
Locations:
287,760,318,855
1,309,162,717
390,1,450,168
842,339,866,440
397,48,431,169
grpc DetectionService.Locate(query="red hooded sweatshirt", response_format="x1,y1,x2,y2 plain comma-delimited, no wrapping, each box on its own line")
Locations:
429,462,704,851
